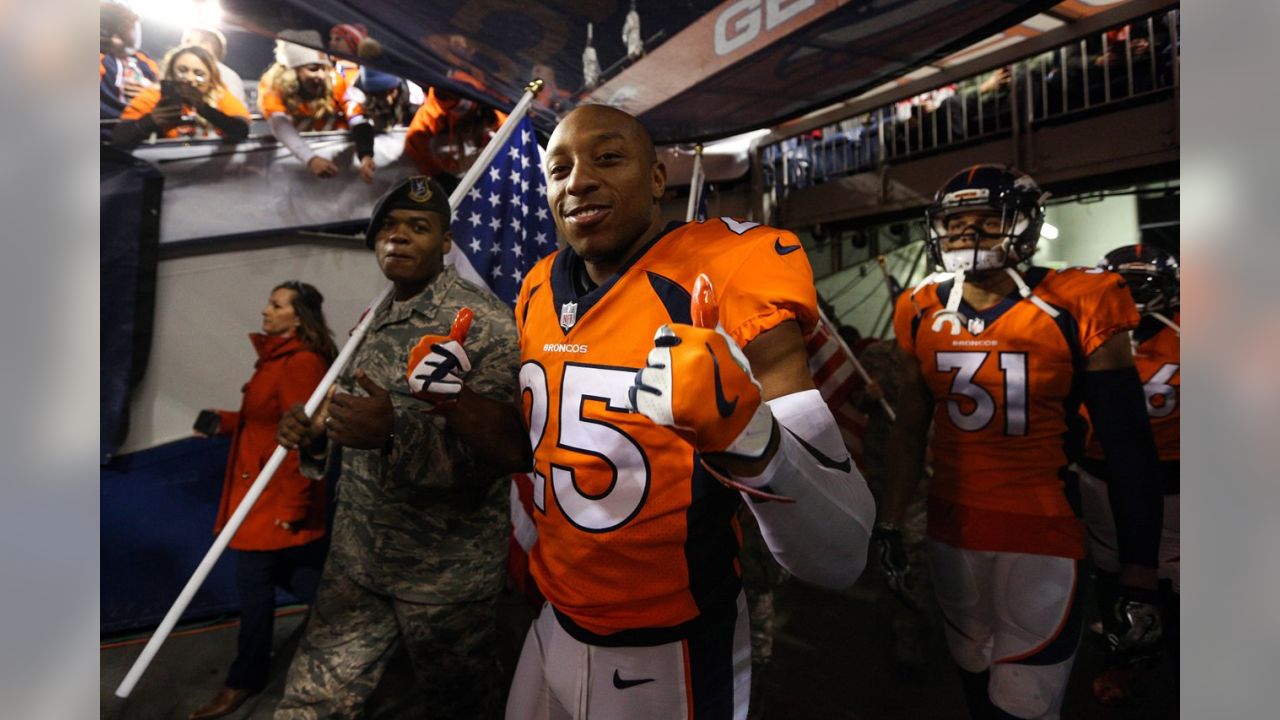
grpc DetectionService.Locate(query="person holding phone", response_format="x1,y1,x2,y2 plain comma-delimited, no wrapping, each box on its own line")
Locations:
189,282,337,720
111,44,249,149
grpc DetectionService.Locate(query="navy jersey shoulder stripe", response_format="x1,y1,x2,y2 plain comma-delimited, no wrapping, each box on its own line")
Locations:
646,271,693,325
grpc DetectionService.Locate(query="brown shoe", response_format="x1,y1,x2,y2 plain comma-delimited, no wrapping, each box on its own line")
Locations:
188,686,251,720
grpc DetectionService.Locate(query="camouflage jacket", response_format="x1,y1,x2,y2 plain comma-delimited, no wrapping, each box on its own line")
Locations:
302,265,520,603
854,340,901,489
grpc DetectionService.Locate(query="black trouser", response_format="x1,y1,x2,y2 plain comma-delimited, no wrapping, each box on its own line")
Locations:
226,539,327,691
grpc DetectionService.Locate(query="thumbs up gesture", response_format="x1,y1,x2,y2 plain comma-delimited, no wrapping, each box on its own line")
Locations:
627,274,774,460
325,369,395,450
407,307,474,406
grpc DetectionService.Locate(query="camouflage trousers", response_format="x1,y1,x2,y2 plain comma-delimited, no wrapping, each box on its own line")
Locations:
739,508,786,718
873,479,936,670
274,559,502,720
739,508,785,668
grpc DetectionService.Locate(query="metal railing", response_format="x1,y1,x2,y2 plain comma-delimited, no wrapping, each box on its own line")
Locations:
760,8,1180,199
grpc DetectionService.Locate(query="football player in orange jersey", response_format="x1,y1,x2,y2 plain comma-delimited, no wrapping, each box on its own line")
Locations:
504,105,876,720
1078,244,1180,705
876,165,1164,719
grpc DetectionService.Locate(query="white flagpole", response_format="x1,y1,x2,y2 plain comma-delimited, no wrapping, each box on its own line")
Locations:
115,78,547,700
444,79,545,290
818,307,896,422
684,144,704,222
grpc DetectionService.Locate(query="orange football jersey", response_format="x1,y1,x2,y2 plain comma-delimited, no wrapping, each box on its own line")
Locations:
1086,310,1180,462
515,219,818,641
120,86,250,139
894,267,1140,558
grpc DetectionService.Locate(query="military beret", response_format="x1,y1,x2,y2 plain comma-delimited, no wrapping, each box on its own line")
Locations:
366,175,451,248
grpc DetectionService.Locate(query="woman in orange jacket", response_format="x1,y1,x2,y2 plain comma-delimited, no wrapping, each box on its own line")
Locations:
191,281,336,720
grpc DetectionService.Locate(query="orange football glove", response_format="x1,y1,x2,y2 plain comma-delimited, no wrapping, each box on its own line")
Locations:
406,307,473,405
628,274,774,459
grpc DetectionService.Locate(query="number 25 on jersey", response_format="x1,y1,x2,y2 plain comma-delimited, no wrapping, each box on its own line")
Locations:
521,361,652,533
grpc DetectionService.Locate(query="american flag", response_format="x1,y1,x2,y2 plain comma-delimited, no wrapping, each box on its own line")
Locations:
692,180,709,222
449,116,558,307
877,255,904,303
806,312,870,470
443,115,555,602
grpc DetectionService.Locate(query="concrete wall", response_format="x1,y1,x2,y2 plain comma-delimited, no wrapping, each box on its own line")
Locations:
815,240,929,340
1040,194,1141,268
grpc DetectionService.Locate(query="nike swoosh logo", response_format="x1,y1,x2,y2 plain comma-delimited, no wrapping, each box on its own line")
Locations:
785,427,852,472
613,669,655,689
708,342,739,418
774,238,801,255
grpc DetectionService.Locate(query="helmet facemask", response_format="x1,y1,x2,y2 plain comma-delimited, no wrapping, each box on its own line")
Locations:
925,167,1045,277
1118,267,1176,313
927,200,1031,276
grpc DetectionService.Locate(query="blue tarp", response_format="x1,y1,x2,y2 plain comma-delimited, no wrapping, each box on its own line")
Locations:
102,437,335,634
101,437,240,634
100,147,163,463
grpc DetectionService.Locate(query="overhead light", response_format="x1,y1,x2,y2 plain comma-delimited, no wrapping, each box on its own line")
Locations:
706,129,769,154
130,0,224,30
1040,222,1059,240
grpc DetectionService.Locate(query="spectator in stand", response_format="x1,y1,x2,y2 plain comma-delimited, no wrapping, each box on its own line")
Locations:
258,30,374,181
404,72,507,192
100,2,158,130
181,25,246,106
1094,25,1159,97
111,45,250,149
188,282,336,720
355,68,420,131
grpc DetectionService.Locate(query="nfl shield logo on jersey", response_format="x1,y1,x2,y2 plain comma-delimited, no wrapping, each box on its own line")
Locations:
560,301,578,330
967,316,985,335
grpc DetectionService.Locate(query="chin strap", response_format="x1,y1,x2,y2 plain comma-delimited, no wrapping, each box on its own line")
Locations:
930,268,966,335
1004,267,1061,319
908,271,951,323
910,271,952,297
928,267,1060,336
1149,311,1181,336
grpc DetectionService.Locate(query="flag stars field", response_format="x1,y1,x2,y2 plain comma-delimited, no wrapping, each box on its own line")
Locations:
448,117,559,307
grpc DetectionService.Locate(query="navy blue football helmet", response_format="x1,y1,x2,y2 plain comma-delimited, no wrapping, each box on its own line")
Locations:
925,165,1047,272
1099,244,1179,313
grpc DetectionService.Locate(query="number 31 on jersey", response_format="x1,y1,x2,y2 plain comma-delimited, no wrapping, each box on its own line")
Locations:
935,350,1029,436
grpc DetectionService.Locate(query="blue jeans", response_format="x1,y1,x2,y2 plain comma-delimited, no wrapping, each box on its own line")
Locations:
226,539,327,691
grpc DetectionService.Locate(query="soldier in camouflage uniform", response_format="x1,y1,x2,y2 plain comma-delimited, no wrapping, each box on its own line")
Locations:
858,338,935,671
274,176,530,719
739,506,786,719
